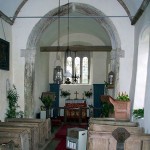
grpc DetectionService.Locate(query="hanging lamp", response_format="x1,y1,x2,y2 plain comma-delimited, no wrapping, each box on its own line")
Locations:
66,0,70,56
64,0,72,83
53,0,63,84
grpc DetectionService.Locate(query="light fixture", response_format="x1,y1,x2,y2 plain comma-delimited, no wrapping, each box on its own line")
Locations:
66,0,70,56
64,0,80,84
71,51,80,84
53,0,63,84
64,0,72,83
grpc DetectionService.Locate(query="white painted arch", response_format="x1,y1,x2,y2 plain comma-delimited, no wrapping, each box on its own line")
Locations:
24,2,121,117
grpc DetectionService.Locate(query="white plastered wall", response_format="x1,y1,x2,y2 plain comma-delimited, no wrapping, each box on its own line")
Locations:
8,0,134,120
132,3,150,133
34,47,50,117
0,19,12,121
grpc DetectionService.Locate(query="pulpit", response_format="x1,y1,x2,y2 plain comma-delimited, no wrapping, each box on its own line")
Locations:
65,99,87,123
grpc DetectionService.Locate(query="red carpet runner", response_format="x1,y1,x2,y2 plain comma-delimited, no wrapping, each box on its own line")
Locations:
55,124,87,150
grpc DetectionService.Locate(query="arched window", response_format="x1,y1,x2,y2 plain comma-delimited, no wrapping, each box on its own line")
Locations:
65,51,90,84
75,57,80,83
66,56,72,82
82,57,88,84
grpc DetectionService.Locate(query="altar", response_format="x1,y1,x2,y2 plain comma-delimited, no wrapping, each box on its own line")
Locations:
65,99,87,122
65,99,86,105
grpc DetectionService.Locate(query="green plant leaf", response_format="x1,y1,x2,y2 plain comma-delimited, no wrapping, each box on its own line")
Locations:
133,108,144,119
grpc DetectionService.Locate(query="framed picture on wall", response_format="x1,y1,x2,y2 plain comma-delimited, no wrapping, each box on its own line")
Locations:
0,38,9,70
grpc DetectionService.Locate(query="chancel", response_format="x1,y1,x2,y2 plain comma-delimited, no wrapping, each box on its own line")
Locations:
0,0,150,150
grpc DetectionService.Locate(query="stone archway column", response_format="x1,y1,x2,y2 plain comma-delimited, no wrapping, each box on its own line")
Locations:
21,49,36,118
110,48,125,97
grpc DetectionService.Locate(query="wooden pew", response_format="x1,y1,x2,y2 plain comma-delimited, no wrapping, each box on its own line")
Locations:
0,129,29,150
0,127,38,150
0,141,15,150
0,122,44,148
88,118,150,150
5,118,51,141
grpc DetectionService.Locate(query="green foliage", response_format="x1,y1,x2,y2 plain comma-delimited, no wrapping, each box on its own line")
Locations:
84,89,92,98
40,95,53,108
104,81,109,87
116,92,130,101
133,108,144,119
101,102,114,117
6,85,22,118
61,90,71,97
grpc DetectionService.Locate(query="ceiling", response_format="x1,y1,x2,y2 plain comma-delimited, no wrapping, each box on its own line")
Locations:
0,0,149,25
0,0,149,48
40,12,111,47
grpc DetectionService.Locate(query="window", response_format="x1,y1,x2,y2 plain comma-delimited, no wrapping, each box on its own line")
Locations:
64,51,90,84
82,57,88,83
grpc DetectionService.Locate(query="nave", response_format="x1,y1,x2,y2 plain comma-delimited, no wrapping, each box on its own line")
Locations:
44,122,88,150
1,117,150,150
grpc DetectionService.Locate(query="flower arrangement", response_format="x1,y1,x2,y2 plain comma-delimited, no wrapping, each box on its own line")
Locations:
116,92,130,101
84,89,92,98
61,90,71,97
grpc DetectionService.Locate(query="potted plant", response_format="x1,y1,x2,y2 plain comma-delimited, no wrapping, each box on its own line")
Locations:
84,89,92,98
109,92,130,120
116,92,130,101
133,108,144,119
60,90,71,98
39,95,53,119
6,85,24,118
40,95,53,108
101,102,114,118
133,108,144,127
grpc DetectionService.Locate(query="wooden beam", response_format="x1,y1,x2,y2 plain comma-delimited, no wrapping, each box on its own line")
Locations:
40,46,112,52
131,0,150,25
0,11,13,25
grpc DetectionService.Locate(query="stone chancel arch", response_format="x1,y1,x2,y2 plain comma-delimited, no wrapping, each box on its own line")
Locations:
25,2,121,117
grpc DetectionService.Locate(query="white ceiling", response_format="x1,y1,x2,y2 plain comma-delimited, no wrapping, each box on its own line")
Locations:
0,0,149,47
0,0,23,17
40,12,111,47
0,0,149,24
121,0,143,16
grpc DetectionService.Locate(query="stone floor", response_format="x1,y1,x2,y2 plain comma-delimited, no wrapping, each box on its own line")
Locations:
43,126,61,150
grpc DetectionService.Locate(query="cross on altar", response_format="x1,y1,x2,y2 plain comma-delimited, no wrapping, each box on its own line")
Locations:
74,91,79,99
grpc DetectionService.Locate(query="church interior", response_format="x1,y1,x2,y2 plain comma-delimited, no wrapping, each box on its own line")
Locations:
0,0,150,149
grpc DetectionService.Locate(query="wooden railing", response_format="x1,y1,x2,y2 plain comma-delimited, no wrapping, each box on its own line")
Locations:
49,107,102,124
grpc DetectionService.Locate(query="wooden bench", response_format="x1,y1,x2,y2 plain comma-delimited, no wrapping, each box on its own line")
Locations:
0,122,44,148
0,129,29,150
0,126,38,150
5,118,51,141
0,141,15,150
88,118,150,150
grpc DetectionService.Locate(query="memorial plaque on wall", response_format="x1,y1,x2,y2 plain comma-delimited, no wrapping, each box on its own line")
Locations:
0,38,9,70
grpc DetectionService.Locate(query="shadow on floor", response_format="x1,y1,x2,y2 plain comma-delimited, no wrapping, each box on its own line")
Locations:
44,126,61,150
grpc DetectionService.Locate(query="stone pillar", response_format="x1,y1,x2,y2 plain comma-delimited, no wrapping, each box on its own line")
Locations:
110,49,125,97
21,49,36,118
